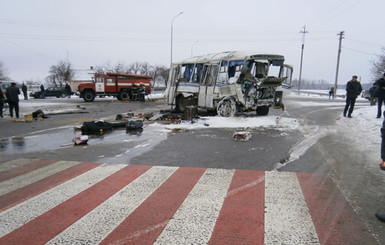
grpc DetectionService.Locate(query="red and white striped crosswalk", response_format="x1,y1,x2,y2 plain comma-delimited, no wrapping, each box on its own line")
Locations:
0,158,377,244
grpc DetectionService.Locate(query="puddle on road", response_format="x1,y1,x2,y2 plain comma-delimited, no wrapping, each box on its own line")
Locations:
0,124,166,154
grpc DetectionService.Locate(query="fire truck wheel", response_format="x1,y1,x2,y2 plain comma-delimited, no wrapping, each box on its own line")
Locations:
119,91,130,101
83,91,95,102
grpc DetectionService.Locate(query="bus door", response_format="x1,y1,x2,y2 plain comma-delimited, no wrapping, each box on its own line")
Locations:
198,65,219,108
95,77,105,93
281,64,293,87
167,66,179,105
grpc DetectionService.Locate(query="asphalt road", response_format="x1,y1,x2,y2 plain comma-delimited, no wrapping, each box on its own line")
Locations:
1,95,385,243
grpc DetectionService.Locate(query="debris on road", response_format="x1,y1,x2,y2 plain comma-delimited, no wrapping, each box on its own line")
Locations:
126,119,143,130
72,135,89,145
233,131,251,141
80,120,126,134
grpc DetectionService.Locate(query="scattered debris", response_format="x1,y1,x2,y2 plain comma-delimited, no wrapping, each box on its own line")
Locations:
72,135,89,145
32,109,46,119
80,120,126,134
126,119,144,130
184,106,198,122
233,131,251,141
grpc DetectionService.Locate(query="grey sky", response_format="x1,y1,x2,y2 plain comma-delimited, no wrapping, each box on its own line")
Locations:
1,0,384,84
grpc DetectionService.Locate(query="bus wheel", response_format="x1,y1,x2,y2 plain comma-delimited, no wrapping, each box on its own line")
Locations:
176,95,186,113
83,91,95,102
119,90,130,101
217,97,237,117
256,106,269,116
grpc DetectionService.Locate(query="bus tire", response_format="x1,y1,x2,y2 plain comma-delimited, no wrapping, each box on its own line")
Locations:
175,95,186,113
217,97,237,117
256,106,269,116
83,91,95,102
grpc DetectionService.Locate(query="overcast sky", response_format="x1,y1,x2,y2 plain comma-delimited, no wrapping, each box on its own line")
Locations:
1,0,384,85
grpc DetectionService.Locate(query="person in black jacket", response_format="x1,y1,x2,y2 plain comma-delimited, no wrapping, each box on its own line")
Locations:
0,87,4,118
5,82,20,118
343,75,362,118
65,83,72,98
376,73,385,118
376,107,385,222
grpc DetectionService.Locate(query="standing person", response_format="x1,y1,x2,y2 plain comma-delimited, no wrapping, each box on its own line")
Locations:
0,87,4,118
343,75,362,118
139,83,146,102
369,82,378,106
40,84,45,99
329,87,335,99
375,116,385,221
21,82,28,100
375,73,385,118
5,82,20,118
65,83,72,98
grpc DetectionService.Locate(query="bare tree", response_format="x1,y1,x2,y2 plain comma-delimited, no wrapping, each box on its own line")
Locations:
95,61,130,74
150,65,169,88
127,62,142,75
140,62,151,76
48,60,75,87
371,47,385,80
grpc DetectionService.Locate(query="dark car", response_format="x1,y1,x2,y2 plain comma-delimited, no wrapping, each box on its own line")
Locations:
30,87,72,99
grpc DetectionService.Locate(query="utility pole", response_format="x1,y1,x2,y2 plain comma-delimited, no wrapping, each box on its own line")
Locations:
298,25,308,93
334,31,345,96
170,11,184,68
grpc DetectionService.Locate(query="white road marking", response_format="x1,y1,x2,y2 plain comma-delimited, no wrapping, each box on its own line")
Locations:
264,171,320,244
0,164,126,237
154,168,234,244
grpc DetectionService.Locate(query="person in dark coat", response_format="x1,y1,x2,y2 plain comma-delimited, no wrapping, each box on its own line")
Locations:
343,75,362,118
5,82,20,118
65,83,72,98
375,73,385,118
376,112,385,221
40,84,45,99
21,83,28,100
329,87,335,99
139,83,146,102
0,87,4,118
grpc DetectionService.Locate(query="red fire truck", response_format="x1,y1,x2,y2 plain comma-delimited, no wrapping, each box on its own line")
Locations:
78,73,152,102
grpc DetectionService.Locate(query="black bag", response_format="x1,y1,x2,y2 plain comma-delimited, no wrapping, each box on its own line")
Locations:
32,109,45,119
126,119,143,130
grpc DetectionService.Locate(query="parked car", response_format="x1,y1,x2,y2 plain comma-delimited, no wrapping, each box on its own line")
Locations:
30,87,72,99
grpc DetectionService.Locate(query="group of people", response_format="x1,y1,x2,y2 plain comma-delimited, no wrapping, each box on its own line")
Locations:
343,73,385,119
0,82,20,118
0,83,73,119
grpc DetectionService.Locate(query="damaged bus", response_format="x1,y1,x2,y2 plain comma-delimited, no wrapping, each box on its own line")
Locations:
165,51,293,117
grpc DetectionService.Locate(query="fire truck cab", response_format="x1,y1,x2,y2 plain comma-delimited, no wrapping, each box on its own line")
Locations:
78,73,152,102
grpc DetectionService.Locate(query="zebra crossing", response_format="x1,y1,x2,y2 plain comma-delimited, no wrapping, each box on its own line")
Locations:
0,158,377,244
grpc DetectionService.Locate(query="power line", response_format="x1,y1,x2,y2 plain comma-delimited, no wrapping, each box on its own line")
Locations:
343,46,377,56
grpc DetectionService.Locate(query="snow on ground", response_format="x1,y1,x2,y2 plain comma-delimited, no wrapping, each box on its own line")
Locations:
153,116,299,131
12,90,384,163
289,91,382,163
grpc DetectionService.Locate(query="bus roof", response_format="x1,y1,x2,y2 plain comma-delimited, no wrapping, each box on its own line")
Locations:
175,51,285,65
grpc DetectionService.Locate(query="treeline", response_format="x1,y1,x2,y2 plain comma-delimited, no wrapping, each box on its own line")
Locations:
291,79,372,90
45,60,169,89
